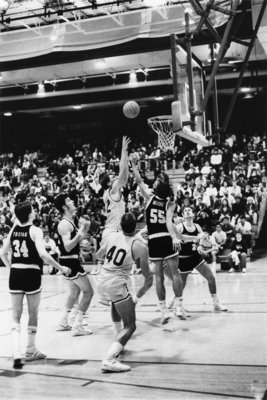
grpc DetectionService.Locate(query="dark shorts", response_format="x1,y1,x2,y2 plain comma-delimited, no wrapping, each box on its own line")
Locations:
178,254,205,273
148,236,178,261
59,258,87,280
9,267,42,295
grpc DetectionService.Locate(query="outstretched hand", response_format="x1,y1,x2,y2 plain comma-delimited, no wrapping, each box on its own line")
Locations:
122,136,131,151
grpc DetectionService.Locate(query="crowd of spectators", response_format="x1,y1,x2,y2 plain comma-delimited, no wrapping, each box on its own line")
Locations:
0,132,266,271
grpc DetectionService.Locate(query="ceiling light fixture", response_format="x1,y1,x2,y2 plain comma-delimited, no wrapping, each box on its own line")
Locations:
73,105,82,110
241,87,251,93
37,82,45,96
155,96,164,101
129,70,137,85
143,0,166,7
4,112,12,116
95,59,107,68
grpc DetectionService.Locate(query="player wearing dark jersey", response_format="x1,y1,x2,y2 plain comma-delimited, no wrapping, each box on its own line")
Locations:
55,193,94,336
131,156,185,325
0,201,70,369
166,207,228,314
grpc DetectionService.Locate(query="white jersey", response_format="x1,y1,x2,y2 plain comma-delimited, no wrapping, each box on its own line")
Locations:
102,231,137,278
97,231,138,302
103,188,125,231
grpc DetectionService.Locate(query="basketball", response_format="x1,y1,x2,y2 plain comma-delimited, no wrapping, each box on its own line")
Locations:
122,101,140,119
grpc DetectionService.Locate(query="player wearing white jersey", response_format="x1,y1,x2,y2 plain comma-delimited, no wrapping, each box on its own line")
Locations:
96,213,152,373
91,136,131,276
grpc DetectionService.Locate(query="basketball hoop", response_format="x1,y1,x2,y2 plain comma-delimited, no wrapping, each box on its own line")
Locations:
147,115,177,152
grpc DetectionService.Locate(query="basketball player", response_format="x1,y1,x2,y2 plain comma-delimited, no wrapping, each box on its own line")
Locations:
54,193,94,336
92,136,131,277
0,201,71,369
166,207,228,314
96,212,152,373
130,157,186,324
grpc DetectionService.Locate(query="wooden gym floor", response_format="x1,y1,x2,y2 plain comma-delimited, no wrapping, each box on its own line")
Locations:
0,253,267,400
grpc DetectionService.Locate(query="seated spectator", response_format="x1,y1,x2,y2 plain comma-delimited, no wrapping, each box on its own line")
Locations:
127,196,143,221
195,172,207,188
245,196,258,225
212,223,227,254
219,197,232,219
235,215,252,252
195,210,211,230
80,233,97,265
43,232,60,275
229,180,242,198
201,161,212,178
205,182,218,203
210,146,223,169
197,228,218,272
228,232,247,273
185,163,198,180
0,177,12,196
219,180,230,197
231,195,246,223
220,216,235,247
193,184,205,200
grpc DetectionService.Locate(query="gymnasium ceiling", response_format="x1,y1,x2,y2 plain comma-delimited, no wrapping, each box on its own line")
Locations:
0,0,266,116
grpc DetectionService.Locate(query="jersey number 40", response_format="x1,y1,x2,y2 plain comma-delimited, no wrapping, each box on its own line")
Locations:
106,246,126,266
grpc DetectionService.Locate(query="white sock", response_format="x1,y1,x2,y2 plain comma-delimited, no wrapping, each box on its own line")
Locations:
159,301,166,311
175,296,183,308
26,325,37,353
68,305,78,325
11,323,21,355
61,308,71,324
211,293,218,305
113,321,122,336
106,341,124,361
73,310,84,328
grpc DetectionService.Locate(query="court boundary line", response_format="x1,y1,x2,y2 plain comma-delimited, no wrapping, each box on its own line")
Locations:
0,367,253,399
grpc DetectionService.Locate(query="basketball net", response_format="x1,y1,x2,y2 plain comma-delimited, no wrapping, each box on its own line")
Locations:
147,116,176,152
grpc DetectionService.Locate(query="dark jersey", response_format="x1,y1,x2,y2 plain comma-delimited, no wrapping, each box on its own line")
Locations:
58,217,80,256
11,224,42,267
146,195,168,236
179,223,200,256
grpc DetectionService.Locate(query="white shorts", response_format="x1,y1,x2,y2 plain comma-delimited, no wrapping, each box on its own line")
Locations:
96,274,129,302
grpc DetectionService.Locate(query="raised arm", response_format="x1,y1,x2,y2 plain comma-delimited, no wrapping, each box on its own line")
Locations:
130,156,151,201
111,136,131,196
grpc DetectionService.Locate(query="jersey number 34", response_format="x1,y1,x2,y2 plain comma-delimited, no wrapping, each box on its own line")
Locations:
13,240,29,258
